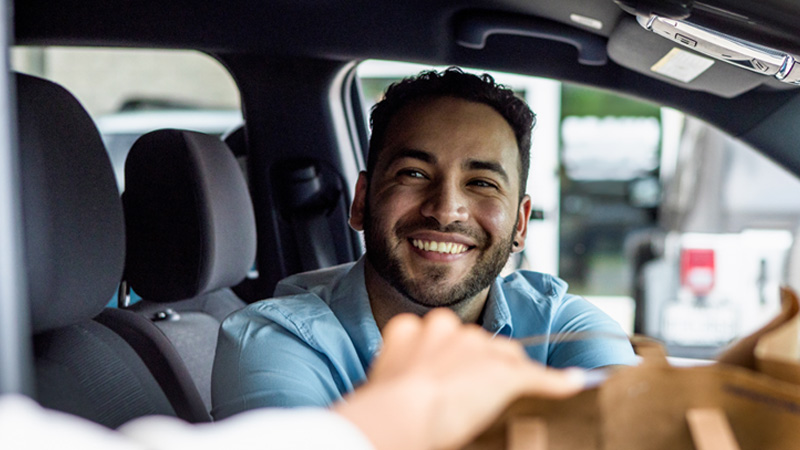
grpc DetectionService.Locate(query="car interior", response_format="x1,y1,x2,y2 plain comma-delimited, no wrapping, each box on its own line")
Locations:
5,0,800,434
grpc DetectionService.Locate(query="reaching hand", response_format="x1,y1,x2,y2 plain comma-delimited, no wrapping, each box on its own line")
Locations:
334,308,585,450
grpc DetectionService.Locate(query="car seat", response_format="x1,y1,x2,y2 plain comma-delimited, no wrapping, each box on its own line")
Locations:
16,72,210,426
121,128,254,412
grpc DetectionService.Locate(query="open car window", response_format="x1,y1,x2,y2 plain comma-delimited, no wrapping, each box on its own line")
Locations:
11,47,242,191
356,59,800,359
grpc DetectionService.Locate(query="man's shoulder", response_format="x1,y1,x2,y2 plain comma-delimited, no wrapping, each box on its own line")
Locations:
220,261,360,339
223,290,334,332
499,270,569,300
274,261,358,299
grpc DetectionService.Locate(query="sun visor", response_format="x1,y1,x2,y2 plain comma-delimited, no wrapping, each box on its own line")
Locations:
608,16,766,98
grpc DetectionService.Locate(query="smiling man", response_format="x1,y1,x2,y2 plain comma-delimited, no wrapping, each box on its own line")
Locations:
355,94,528,328
211,68,636,420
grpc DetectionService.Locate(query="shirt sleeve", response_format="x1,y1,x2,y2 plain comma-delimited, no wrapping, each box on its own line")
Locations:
120,408,375,450
0,395,141,450
0,395,374,450
547,294,638,369
211,305,348,420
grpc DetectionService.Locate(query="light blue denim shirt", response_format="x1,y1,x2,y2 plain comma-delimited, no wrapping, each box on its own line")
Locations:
211,257,636,420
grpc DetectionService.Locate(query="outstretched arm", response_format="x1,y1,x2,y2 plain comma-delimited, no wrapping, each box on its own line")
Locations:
335,308,585,450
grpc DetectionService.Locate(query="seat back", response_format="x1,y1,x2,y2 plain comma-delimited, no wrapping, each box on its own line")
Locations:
16,73,208,426
122,129,255,411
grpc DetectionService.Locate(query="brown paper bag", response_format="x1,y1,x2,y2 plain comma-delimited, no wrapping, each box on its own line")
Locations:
465,287,800,450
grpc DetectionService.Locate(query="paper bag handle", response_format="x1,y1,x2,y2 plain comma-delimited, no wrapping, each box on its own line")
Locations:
686,408,741,450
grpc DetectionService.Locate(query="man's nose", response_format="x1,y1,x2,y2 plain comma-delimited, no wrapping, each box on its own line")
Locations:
420,181,469,225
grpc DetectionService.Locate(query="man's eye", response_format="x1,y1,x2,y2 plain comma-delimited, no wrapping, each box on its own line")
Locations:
469,179,498,189
399,169,425,179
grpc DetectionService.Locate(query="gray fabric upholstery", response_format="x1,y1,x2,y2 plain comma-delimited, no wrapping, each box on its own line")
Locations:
95,308,211,422
123,129,256,301
130,288,246,324
34,321,175,428
122,129,253,412
17,72,206,426
17,73,125,334
130,289,246,408
138,311,220,409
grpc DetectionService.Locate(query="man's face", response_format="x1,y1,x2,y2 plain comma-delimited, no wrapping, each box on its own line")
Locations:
350,96,532,308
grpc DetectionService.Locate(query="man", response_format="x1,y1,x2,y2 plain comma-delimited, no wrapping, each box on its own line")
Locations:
211,68,636,420
1,310,586,450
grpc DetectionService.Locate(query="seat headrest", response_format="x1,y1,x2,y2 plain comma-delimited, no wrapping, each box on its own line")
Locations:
123,129,256,301
16,73,126,333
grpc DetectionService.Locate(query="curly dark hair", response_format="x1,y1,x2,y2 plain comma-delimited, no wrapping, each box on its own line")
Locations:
367,67,535,199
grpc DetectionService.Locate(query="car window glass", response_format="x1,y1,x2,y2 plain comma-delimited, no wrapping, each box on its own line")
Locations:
11,46,242,191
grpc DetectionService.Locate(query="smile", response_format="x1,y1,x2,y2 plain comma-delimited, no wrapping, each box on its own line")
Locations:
410,239,469,254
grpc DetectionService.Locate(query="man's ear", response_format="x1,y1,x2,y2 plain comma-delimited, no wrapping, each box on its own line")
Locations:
512,195,532,253
349,172,368,231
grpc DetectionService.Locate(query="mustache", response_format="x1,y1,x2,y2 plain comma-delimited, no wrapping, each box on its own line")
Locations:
393,217,487,246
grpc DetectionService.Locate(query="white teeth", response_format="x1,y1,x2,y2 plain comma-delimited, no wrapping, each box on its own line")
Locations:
411,239,468,254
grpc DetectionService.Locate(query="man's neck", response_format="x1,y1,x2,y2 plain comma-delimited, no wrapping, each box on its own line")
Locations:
363,260,489,331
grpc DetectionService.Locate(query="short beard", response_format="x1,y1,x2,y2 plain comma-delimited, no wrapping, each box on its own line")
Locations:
363,201,515,308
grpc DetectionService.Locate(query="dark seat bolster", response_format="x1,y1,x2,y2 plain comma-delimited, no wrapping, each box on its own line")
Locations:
34,320,176,428
95,308,212,423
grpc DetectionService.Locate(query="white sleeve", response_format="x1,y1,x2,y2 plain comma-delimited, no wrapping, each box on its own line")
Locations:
0,395,141,450
119,407,377,450
0,395,375,450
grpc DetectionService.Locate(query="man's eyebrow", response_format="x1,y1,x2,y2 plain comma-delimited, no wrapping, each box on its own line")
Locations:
464,159,509,184
386,148,436,166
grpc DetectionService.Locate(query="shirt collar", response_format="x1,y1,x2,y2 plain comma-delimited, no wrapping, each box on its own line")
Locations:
480,277,514,338
328,256,383,368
